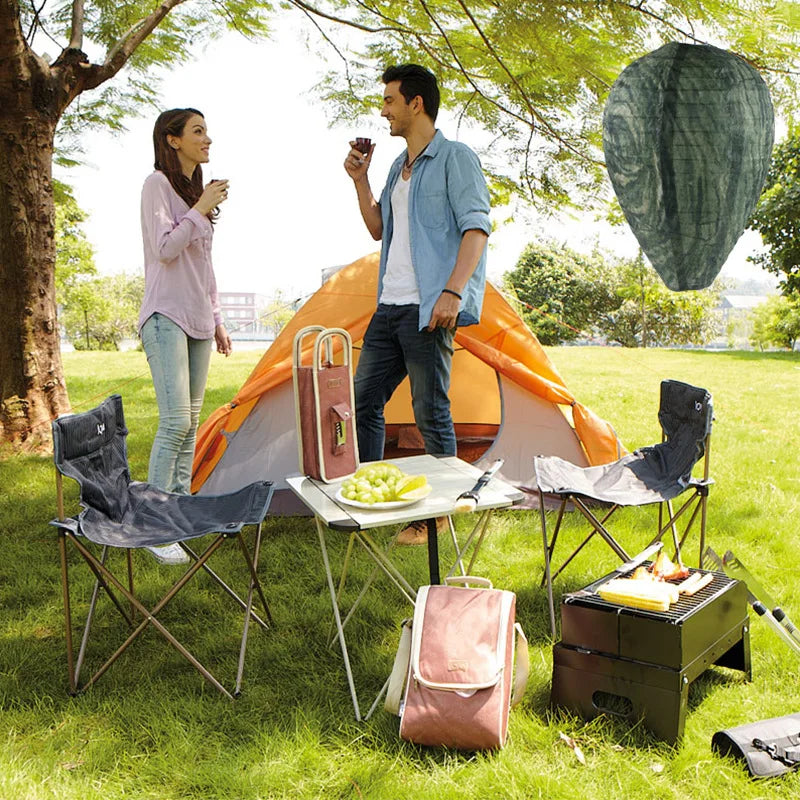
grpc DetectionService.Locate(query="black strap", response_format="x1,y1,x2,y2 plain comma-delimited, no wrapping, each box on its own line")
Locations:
752,736,800,768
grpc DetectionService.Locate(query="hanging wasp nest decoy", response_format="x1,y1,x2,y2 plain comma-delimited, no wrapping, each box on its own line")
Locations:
603,42,774,291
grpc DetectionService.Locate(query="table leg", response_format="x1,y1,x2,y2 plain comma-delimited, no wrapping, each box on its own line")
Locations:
327,532,414,648
355,530,418,603
314,516,362,721
446,510,493,579
427,517,440,584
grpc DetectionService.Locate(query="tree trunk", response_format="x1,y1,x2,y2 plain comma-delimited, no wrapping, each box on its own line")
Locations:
0,93,69,449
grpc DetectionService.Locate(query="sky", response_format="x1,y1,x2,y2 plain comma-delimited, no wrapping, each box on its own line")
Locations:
58,20,776,305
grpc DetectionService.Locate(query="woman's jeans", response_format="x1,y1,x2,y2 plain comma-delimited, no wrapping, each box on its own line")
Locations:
354,303,455,462
141,313,213,494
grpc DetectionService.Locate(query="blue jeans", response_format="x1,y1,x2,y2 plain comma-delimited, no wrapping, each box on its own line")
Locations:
141,313,213,494
354,304,455,461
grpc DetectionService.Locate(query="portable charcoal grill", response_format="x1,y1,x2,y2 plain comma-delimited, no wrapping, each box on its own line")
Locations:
551,566,751,742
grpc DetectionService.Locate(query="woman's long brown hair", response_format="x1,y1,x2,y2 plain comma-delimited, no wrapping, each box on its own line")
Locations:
152,108,218,221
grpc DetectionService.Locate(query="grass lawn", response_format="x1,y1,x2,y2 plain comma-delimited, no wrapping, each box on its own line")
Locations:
1,346,799,799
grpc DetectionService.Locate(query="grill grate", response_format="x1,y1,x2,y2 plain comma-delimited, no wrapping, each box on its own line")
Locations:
565,567,735,624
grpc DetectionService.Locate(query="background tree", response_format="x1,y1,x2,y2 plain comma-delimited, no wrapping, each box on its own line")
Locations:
502,242,617,344
53,179,96,298
749,294,800,350
749,128,800,296
2,0,800,449
257,290,297,340
504,244,720,347
60,273,143,351
598,253,720,347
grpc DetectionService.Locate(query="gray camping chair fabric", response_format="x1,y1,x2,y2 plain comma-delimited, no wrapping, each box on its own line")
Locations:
52,394,272,546
535,380,713,636
51,394,274,698
535,380,712,504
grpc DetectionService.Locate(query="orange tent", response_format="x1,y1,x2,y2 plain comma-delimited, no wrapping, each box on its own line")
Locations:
192,253,622,508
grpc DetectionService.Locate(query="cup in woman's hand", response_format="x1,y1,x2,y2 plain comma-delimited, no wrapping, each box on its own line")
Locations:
354,137,372,155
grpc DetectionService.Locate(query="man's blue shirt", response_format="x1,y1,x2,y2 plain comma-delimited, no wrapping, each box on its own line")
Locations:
378,130,491,330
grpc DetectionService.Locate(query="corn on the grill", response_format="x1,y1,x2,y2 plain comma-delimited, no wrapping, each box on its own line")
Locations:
598,579,673,611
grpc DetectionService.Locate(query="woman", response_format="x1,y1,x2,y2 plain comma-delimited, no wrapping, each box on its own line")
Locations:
138,108,232,564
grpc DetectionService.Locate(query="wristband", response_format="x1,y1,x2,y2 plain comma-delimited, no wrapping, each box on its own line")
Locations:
441,288,462,300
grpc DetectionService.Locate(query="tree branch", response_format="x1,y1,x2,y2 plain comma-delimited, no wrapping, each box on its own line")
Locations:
452,0,589,162
68,0,84,50
81,0,191,90
613,0,704,43
285,0,405,35
416,0,581,154
0,0,51,94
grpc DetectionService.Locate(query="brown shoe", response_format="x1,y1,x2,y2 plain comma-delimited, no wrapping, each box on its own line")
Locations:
396,517,448,546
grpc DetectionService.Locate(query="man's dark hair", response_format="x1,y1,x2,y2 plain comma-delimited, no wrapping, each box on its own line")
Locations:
382,64,440,122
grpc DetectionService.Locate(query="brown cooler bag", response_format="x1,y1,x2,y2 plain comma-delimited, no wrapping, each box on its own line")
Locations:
385,577,529,750
292,326,359,483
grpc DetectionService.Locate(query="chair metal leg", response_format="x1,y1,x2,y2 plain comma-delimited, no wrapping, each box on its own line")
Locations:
698,493,708,567
646,493,703,554
75,545,110,687
572,498,630,562
76,545,136,626
180,541,270,631
235,523,264,696
540,499,621,586
68,532,234,698
126,549,135,622
59,530,76,695
665,499,683,564
235,529,272,626
538,488,557,640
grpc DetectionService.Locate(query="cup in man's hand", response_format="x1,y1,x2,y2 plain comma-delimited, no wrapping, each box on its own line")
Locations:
354,137,372,155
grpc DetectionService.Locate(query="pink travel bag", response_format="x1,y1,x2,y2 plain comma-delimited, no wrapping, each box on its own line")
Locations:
385,577,529,750
292,326,359,483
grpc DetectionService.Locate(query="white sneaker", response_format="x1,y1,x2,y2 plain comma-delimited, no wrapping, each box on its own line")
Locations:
145,543,190,565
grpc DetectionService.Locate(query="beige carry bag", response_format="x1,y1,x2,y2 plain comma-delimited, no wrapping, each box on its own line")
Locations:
385,577,529,750
292,326,359,483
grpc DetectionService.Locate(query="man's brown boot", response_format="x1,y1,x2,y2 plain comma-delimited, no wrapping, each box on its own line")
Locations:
396,516,449,546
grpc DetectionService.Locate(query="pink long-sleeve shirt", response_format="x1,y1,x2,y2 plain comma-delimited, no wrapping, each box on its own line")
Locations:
137,170,223,339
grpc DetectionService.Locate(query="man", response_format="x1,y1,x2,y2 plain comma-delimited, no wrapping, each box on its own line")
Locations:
343,64,491,544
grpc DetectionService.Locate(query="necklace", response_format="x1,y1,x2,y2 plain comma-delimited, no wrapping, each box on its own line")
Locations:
403,142,430,172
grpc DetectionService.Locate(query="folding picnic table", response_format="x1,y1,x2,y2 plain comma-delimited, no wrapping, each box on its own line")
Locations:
286,453,523,720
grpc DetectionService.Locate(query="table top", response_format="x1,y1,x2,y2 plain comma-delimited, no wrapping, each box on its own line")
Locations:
285,454,524,531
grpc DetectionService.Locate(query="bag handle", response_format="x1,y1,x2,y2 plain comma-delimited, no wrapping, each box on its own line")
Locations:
312,327,352,370
292,325,326,368
384,618,530,715
384,618,413,715
444,575,493,589
511,622,529,708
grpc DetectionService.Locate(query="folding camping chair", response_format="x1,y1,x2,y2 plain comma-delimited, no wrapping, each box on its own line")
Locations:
51,395,274,699
534,379,713,636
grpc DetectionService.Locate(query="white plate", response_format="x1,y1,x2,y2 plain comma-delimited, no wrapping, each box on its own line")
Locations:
334,485,432,510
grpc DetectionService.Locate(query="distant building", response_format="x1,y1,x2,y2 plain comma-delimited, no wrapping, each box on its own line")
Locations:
218,292,270,339
715,294,768,349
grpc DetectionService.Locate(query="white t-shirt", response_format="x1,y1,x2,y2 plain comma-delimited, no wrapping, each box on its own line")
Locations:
380,173,420,305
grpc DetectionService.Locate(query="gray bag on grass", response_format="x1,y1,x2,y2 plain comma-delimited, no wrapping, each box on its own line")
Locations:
712,712,800,778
